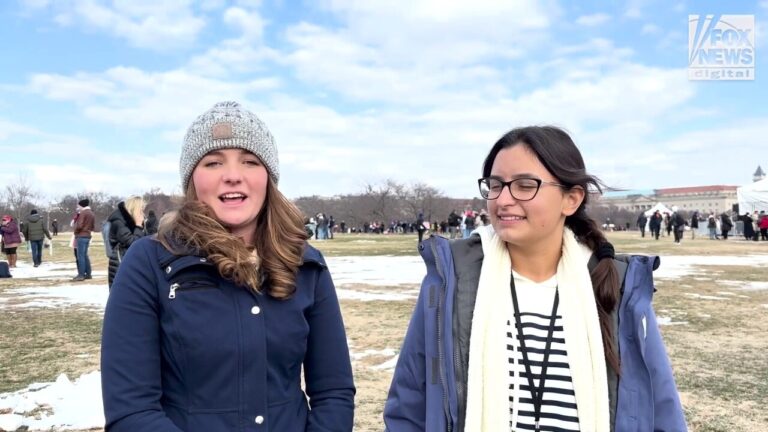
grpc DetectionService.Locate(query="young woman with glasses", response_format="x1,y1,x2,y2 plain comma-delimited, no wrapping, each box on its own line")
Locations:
384,126,686,432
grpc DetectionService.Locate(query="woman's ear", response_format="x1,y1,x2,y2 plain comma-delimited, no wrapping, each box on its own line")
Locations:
562,186,585,217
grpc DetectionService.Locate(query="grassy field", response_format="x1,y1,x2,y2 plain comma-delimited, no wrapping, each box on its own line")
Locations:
1,231,767,431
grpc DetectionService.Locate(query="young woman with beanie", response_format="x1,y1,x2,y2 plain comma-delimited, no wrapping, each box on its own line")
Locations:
384,126,686,432
101,101,355,431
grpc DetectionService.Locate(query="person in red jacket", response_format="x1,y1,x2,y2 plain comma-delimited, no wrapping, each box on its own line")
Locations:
759,211,768,241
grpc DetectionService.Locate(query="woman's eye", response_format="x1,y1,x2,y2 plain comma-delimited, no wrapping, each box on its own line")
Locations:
203,160,221,167
244,159,261,166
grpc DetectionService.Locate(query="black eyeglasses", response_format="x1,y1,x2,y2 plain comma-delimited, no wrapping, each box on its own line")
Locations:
477,177,565,201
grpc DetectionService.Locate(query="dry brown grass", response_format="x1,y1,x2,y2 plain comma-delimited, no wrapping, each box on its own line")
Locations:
1,231,767,431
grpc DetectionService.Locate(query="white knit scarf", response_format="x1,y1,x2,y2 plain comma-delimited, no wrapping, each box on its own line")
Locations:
464,225,609,432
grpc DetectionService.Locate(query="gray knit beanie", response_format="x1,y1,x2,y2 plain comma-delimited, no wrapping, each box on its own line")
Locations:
180,101,279,191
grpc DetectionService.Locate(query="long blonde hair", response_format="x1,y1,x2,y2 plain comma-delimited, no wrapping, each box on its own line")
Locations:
158,179,307,299
124,196,145,227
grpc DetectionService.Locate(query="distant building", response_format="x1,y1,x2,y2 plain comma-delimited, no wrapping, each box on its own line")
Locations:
754,165,766,182
597,185,739,215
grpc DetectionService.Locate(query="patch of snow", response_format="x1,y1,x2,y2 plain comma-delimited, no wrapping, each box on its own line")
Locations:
657,316,688,326
336,288,417,302
350,348,397,361
9,261,106,280
654,255,768,279
326,256,424,286
371,355,399,370
3,284,108,309
719,280,768,291
684,293,729,301
0,372,103,430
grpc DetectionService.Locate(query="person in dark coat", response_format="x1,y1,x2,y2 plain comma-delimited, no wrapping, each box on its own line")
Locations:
690,211,699,239
636,212,648,237
649,210,662,240
671,207,686,244
720,212,733,239
416,212,427,243
51,219,59,236
143,210,159,235
22,209,52,267
101,101,354,431
741,212,755,241
107,196,146,289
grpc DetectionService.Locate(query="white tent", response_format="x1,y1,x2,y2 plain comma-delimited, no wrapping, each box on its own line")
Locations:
737,178,768,213
644,202,674,217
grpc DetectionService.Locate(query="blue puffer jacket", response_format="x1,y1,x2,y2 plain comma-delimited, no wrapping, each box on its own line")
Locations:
384,235,687,432
101,237,355,431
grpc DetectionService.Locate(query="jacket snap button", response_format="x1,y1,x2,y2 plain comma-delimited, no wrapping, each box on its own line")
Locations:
165,266,172,274
255,415,264,424
200,257,207,262
251,306,261,315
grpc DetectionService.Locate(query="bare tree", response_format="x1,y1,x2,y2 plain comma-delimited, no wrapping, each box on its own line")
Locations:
4,173,40,219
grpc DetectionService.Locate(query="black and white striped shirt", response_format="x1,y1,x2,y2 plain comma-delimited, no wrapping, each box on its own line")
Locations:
507,271,580,431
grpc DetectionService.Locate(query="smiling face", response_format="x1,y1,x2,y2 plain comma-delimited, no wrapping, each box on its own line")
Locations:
487,144,584,254
191,148,269,245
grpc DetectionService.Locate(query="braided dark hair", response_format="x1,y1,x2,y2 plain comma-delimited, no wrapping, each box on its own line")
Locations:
482,126,621,373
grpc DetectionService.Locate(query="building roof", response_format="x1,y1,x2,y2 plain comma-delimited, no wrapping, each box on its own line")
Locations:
601,189,655,198
755,165,765,177
655,185,738,195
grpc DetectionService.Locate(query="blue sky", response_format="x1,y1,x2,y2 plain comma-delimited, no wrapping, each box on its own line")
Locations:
1,0,766,201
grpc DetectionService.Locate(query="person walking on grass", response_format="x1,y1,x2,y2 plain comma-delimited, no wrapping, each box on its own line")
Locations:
720,212,733,240
384,125,685,432
707,212,719,240
690,210,699,240
636,212,647,237
22,209,52,267
649,210,662,240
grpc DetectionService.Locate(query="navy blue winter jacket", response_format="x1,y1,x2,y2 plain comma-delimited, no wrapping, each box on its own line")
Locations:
101,237,355,431
384,235,687,431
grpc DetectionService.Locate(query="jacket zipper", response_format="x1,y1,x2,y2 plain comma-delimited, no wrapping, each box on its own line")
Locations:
430,240,452,432
168,282,218,299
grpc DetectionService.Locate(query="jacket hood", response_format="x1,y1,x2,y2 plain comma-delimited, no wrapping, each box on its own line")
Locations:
108,201,137,230
27,214,41,223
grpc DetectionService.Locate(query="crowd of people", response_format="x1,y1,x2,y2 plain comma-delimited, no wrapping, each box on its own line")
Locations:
635,208,768,242
0,197,161,280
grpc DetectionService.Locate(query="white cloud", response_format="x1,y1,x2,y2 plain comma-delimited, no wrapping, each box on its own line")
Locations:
18,0,51,9
26,66,281,127
25,0,207,50
222,6,265,41
624,0,649,19
576,13,611,27
27,72,116,101
641,23,662,35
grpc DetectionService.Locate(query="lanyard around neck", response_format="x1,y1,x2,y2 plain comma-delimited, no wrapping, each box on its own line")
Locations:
510,276,560,432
